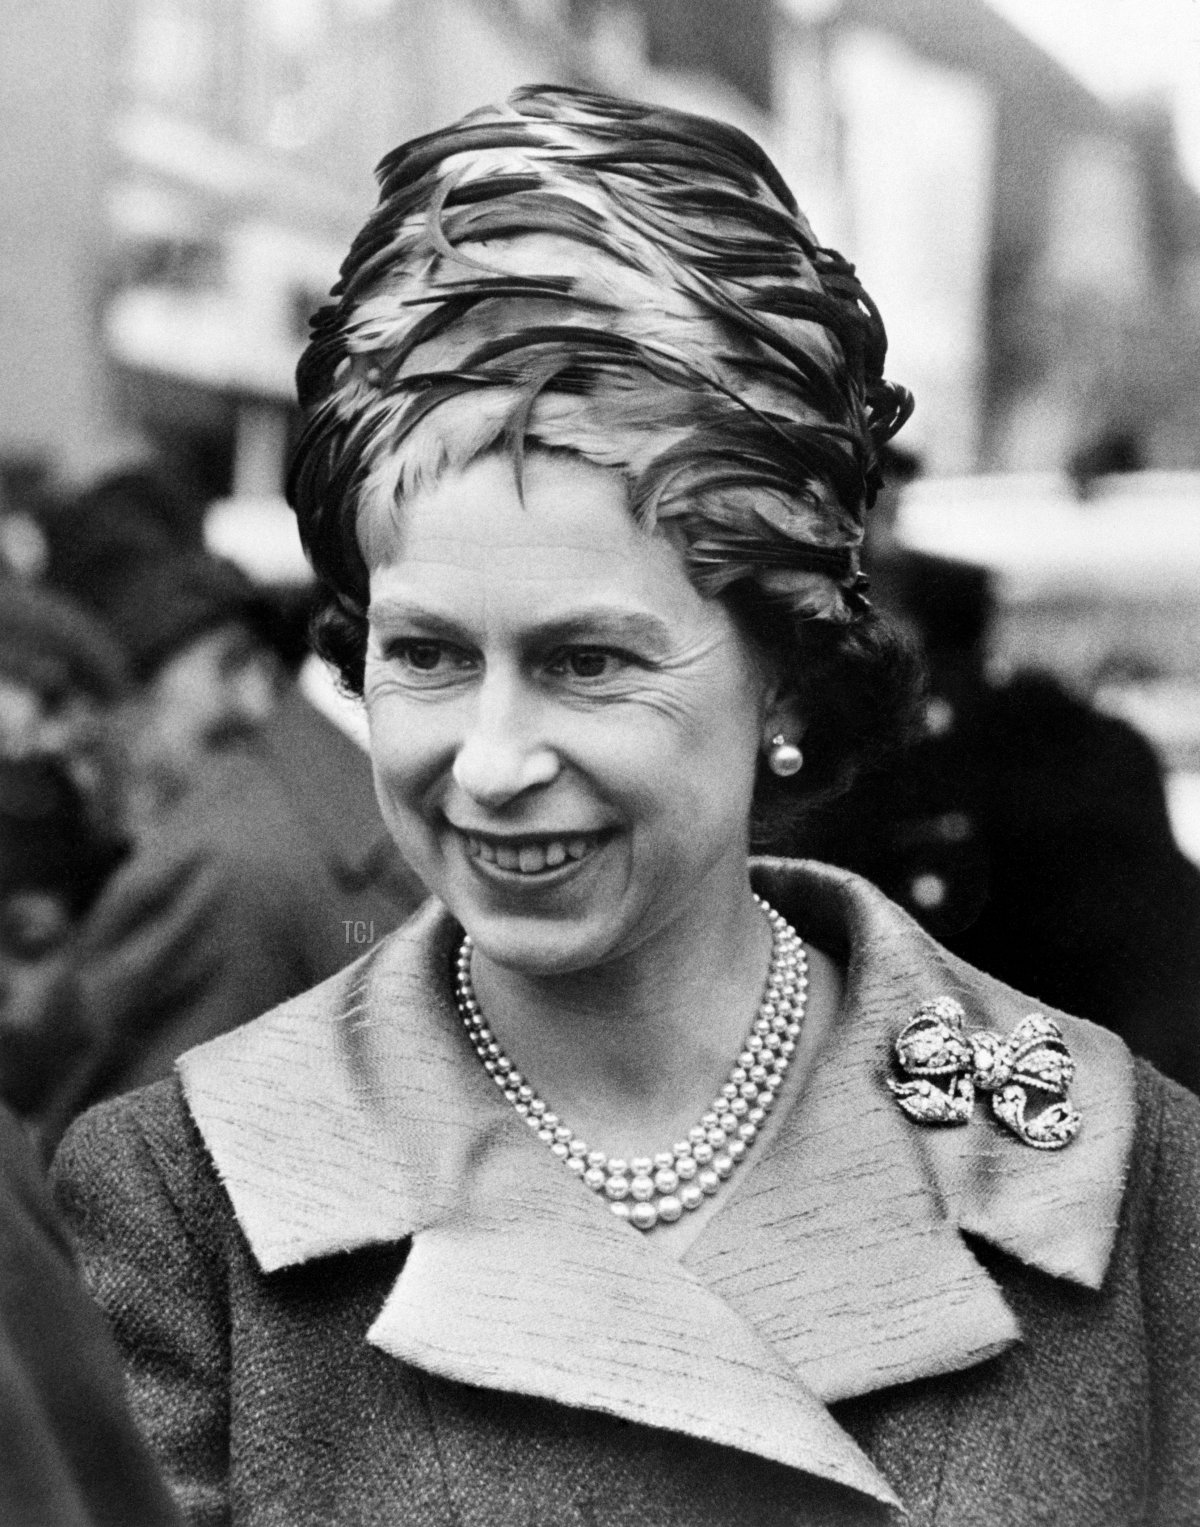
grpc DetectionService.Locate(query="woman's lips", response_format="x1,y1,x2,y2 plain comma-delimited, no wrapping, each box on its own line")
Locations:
459,830,607,876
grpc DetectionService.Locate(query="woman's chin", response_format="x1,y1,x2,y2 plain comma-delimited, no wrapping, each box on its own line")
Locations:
441,834,630,974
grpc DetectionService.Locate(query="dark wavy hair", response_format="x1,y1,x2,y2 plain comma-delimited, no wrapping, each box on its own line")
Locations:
287,85,923,831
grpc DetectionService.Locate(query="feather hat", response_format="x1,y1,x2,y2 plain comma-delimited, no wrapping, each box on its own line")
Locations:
289,85,913,624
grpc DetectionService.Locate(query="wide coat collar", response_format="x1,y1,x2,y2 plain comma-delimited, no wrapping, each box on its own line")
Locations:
179,860,1135,1517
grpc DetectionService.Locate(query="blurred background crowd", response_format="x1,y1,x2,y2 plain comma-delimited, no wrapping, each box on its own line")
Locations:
3,0,1200,1167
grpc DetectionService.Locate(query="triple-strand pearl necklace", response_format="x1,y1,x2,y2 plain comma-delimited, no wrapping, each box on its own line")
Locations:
453,895,809,1232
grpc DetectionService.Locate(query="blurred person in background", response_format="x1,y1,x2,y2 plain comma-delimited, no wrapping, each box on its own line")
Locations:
0,581,130,1149
39,472,425,1126
801,447,1200,1093
42,471,286,824
0,1095,178,1525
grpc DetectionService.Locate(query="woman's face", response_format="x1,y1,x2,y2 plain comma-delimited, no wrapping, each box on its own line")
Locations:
363,451,777,975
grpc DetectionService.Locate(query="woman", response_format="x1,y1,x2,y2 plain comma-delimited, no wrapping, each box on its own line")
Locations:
55,87,1199,1525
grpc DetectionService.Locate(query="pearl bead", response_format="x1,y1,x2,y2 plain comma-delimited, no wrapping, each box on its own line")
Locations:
452,905,809,1235
629,1201,658,1231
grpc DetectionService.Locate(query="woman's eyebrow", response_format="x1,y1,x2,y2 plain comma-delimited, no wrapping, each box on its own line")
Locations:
528,611,672,649
368,600,672,650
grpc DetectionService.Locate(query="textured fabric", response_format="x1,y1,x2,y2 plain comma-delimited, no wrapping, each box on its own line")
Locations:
0,1101,178,1527
54,863,1200,1524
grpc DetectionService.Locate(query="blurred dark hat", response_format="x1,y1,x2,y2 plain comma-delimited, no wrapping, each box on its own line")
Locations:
43,468,202,592
41,469,280,679
87,552,280,681
0,577,129,705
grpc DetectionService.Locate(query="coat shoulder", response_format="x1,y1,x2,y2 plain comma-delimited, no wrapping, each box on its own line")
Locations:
53,1077,232,1258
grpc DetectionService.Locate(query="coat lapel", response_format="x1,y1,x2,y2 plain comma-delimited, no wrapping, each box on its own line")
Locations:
179,862,1135,1510
687,861,1133,1403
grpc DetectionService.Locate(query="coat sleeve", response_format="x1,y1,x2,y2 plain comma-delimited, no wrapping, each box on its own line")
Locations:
0,1101,180,1527
53,1090,231,1527
1141,1073,1200,1521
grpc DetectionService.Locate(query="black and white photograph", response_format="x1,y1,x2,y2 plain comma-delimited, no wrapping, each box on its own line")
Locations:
1,1,1199,1522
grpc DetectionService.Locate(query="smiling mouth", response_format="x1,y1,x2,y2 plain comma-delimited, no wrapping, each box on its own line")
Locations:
459,830,608,876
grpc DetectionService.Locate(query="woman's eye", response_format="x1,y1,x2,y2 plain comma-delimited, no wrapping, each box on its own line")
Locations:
385,640,475,677
403,642,445,671
548,648,627,680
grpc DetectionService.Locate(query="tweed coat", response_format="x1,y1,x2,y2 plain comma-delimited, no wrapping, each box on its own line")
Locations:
54,861,1200,1526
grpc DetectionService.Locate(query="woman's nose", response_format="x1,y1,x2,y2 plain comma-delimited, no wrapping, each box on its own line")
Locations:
451,684,559,807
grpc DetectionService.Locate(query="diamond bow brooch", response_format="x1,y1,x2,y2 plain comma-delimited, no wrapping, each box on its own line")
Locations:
889,996,1082,1150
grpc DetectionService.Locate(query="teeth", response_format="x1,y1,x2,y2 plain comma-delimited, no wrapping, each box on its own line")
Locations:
464,833,601,873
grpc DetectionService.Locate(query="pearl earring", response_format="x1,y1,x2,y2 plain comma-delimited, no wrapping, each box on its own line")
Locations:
767,734,803,777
